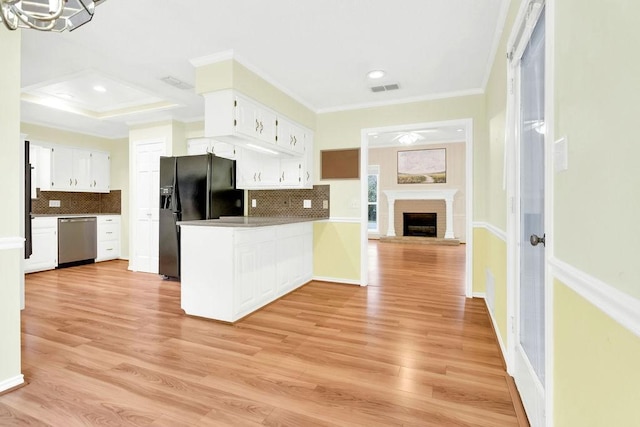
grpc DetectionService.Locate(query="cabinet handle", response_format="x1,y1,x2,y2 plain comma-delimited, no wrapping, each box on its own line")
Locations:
74,179,77,186
69,178,72,186
253,172,257,182
94,180,97,187
106,232,113,234
281,172,285,180
106,248,113,251
307,171,310,180
258,172,261,181
293,136,297,146
255,119,260,132
290,135,293,144
259,121,264,134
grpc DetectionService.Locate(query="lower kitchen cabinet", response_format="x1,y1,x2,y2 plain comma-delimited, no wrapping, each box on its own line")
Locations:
97,215,121,261
24,217,58,273
180,221,313,322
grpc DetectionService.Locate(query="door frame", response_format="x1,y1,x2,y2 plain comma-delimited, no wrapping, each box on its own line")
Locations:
505,0,555,425
129,137,166,272
359,118,474,298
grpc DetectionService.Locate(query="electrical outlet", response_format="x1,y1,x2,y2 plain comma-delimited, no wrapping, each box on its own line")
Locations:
49,200,61,207
251,199,256,208
303,199,312,209
322,200,328,209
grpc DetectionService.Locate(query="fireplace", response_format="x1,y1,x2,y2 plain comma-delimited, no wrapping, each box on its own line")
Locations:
403,213,437,237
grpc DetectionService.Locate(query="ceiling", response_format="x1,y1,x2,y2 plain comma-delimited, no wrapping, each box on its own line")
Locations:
19,0,508,139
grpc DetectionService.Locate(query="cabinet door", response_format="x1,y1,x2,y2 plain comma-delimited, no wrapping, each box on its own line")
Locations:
257,108,277,145
187,138,211,155
210,140,237,160
237,149,280,189
50,146,74,190
303,132,314,188
277,117,304,154
73,149,92,190
24,222,57,273
235,243,257,313
235,96,260,138
280,158,302,187
90,151,110,192
256,240,276,301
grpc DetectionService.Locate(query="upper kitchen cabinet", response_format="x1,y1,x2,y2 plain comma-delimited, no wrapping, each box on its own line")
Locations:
35,143,111,193
204,90,302,157
187,138,237,160
276,117,305,155
90,151,110,192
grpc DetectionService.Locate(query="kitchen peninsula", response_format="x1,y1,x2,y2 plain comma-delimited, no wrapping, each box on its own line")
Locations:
179,217,314,322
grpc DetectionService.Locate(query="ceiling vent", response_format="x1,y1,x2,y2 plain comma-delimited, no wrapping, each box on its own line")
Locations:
371,83,400,93
160,76,194,90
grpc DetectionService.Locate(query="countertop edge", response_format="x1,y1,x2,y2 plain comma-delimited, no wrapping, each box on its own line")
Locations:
178,217,323,228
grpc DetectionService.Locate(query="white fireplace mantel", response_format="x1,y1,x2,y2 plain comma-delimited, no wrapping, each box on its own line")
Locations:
382,189,458,239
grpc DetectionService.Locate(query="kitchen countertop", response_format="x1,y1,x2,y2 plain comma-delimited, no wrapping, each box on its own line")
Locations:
178,216,318,228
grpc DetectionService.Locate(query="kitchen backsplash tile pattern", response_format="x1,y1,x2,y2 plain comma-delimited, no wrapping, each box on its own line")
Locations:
248,185,330,218
32,190,122,215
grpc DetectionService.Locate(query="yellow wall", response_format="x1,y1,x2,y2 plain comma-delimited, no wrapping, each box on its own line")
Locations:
313,221,361,282
0,28,22,390
554,281,640,426
473,227,508,344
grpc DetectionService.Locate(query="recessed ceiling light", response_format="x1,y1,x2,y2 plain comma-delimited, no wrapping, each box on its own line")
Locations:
93,85,107,93
367,70,386,79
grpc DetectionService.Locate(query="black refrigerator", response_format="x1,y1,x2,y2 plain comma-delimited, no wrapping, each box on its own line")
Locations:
158,153,244,279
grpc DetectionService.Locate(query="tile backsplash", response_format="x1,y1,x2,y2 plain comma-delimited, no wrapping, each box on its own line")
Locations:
248,185,330,218
32,190,121,215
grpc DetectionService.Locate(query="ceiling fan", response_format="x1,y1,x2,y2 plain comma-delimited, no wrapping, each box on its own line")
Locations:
391,130,435,145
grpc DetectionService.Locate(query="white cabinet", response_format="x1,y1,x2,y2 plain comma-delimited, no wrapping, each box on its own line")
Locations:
97,215,120,261
46,145,110,193
236,148,280,189
24,217,58,273
187,138,237,160
234,228,277,317
181,221,314,322
90,151,110,192
276,117,305,155
205,90,300,156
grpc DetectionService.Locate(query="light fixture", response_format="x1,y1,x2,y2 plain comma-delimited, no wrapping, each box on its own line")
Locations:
367,70,386,79
398,133,420,145
93,85,107,93
0,0,101,32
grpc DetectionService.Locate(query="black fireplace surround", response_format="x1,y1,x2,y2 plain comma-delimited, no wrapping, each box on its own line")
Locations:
403,213,437,237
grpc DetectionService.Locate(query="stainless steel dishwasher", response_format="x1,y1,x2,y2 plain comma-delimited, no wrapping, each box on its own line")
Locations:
58,217,97,265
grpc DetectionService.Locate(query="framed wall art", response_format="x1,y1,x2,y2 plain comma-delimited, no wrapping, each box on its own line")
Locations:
397,148,446,184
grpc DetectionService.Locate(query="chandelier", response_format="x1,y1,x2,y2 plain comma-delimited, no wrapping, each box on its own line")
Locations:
0,0,101,32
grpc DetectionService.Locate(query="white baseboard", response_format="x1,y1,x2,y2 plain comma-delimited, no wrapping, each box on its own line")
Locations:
474,293,509,365
313,276,362,286
0,374,24,393
550,257,640,339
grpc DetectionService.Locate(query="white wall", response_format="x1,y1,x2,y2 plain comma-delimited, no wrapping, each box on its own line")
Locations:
0,28,24,392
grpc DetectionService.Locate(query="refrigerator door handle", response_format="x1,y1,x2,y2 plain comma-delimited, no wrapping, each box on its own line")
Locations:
205,154,212,218
230,167,234,188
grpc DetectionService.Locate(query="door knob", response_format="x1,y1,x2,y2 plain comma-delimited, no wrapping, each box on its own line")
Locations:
530,233,545,247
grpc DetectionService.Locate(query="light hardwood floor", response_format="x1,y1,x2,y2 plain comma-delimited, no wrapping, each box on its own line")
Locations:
2,241,528,426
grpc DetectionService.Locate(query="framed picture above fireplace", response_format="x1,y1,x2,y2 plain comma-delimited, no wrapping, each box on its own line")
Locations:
397,148,446,184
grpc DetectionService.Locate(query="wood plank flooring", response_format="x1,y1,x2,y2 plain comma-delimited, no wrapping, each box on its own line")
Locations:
2,241,528,426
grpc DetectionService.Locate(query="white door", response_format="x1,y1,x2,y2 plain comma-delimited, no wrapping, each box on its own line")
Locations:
133,141,165,273
512,4,546,426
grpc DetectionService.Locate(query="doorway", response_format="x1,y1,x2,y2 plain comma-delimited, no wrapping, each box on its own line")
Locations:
360,119,473,297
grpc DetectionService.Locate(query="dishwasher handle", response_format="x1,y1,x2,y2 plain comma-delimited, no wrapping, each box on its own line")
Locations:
59,217,97,223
